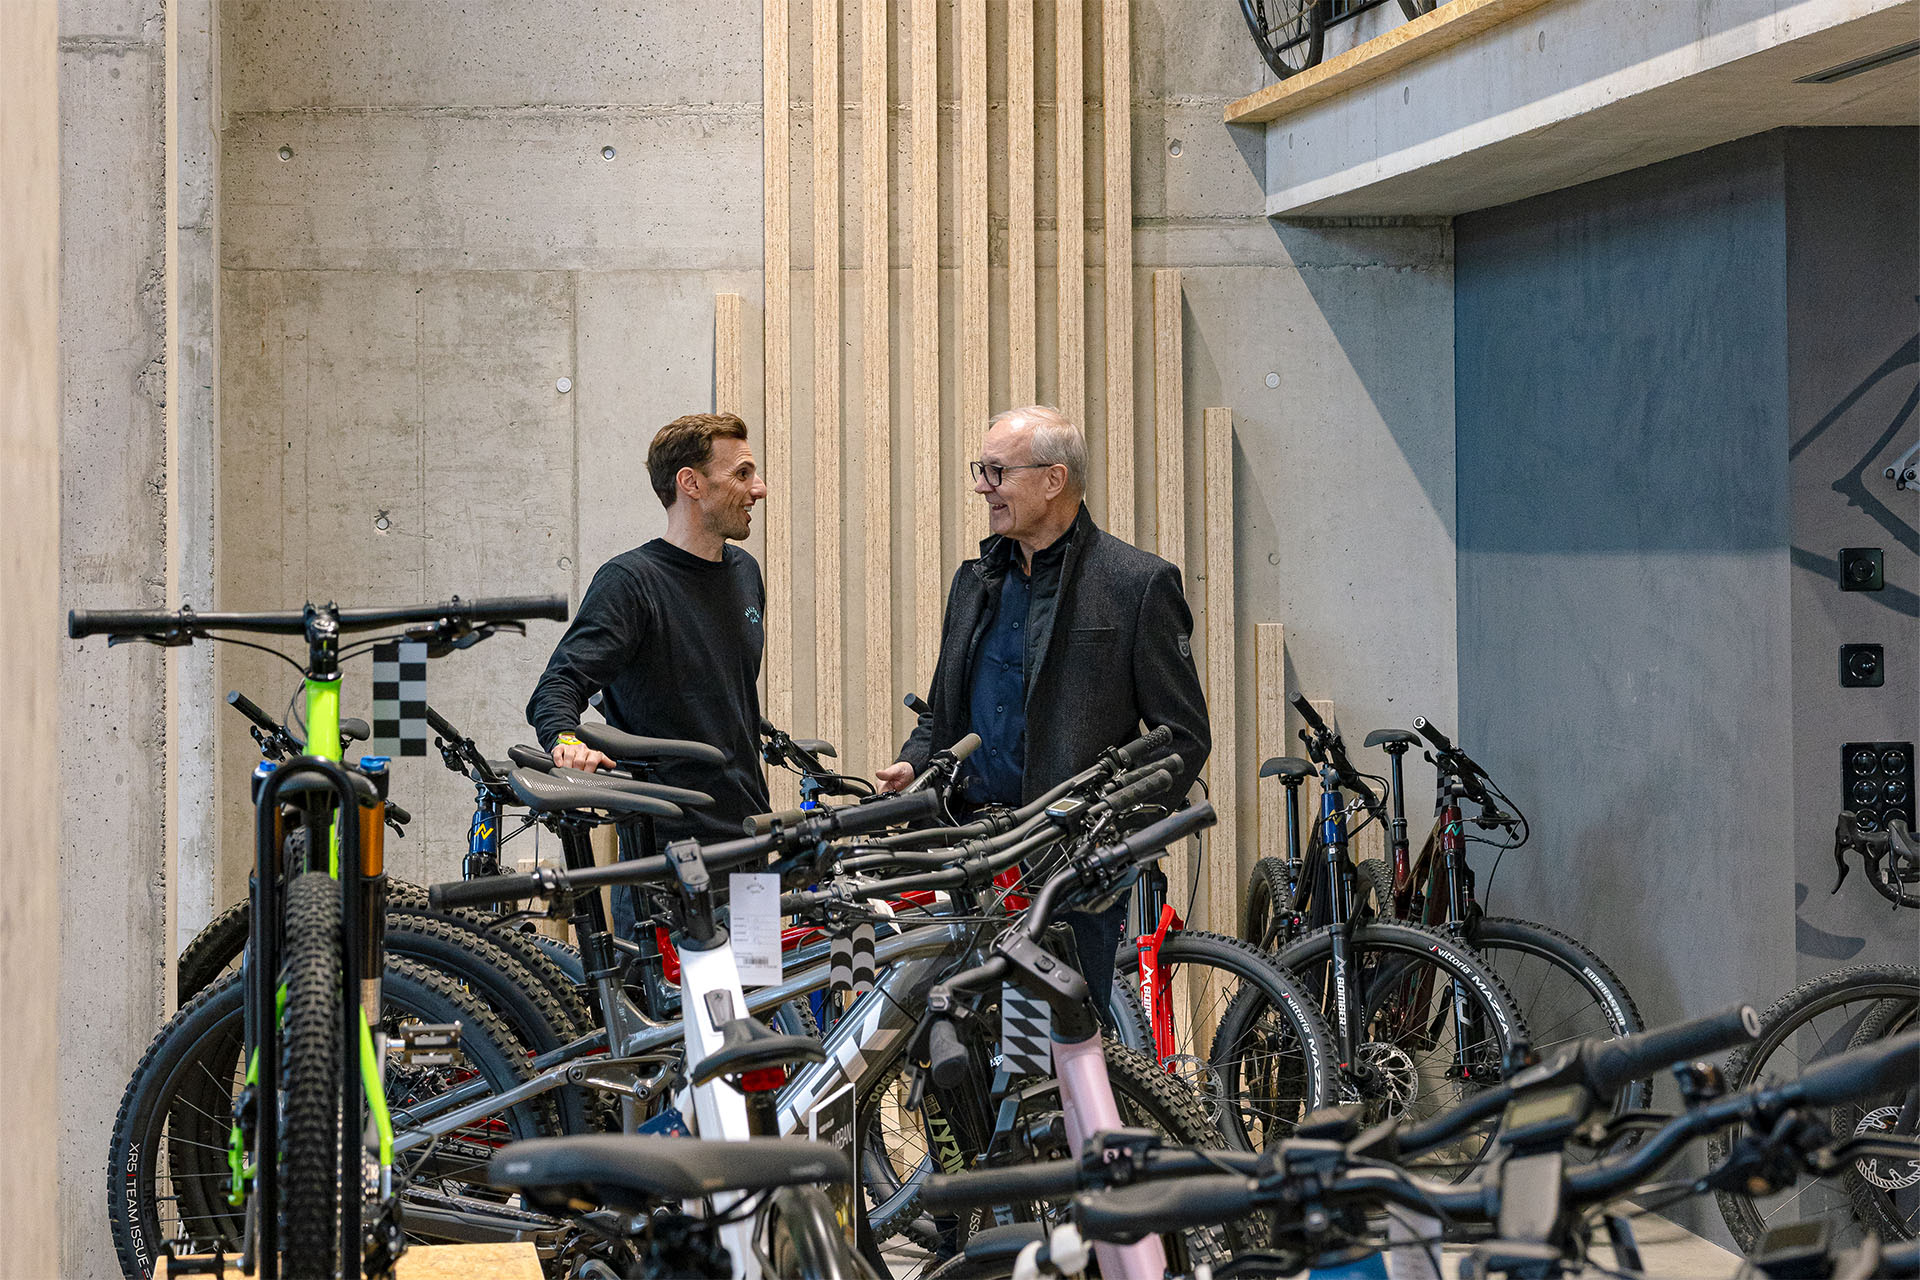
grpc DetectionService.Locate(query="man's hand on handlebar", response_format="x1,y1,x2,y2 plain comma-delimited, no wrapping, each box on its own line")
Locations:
874,761,914,794
552,733,615,774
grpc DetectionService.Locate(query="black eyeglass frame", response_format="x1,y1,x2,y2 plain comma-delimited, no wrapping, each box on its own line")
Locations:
969,461,1058,487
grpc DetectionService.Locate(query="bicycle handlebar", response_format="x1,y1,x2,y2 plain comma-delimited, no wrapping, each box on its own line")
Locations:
1291,694,1329,736
1580,1004,1761,1097
226,689,280,733
71,594,570,639
1110,725,1174,769
922,1159,1087,1210
434,873,541,910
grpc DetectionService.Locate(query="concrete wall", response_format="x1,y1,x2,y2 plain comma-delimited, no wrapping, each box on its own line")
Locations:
1781,128,1919,973
1,1,65,1274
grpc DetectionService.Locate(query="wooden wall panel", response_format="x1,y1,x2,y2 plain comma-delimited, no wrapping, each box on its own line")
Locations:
910,0,940,694
1102,0,1133,542
1204,407,1236,934
958,0,988,555
1055,0,1085,428
862,0,892,772
762,0,795,804
1255,622,1286,866
813,0,843,750
1007,0,1036,407
715,292,743,416
1152,268,1183,574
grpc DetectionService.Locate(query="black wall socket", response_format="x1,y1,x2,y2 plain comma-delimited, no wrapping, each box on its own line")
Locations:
1840,643,1885,688
1839,547,1884,592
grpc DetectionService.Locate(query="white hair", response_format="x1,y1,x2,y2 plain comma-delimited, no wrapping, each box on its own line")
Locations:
989,404,1087,495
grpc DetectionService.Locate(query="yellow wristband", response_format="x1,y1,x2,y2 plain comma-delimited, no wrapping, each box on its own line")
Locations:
557,733,583,748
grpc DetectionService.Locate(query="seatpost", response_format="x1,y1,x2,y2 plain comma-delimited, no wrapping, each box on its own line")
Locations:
1281,775,1304,872
1382,741,1411,900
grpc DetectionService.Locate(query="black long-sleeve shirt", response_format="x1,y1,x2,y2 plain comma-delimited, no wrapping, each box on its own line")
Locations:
527,539,770,843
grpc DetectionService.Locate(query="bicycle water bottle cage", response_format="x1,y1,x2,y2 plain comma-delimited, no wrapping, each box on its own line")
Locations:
688,1015,827,1088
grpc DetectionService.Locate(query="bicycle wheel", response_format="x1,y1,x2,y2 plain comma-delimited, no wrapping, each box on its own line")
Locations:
766,1184,881,1280
1710,964,1920,1253
1354,858,1396,917
1242,856,1295,949
1269,921,1525,1177
1238,0,1322,78
1842,997,1920,1242
1397,0,1440,18
279,874,344,1279
1153,929,1339,1151
1466,918,1649,1125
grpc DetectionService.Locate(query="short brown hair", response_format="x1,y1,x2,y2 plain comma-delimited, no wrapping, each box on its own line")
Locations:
647,413,749,508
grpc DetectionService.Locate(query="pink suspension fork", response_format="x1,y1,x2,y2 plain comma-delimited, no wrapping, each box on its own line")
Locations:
1052,1033,1169,1280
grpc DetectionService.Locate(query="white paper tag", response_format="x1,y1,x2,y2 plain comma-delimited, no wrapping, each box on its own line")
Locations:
728,872,783,985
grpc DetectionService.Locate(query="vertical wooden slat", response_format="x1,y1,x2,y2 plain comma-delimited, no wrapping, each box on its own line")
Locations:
1102,0,1133,542
910,0,941,695
1204,407,1237,936
957,0,988,556
1055,0,1085,428
762,0,795,804
1007,0,1036,406
1255,622,1286,867
715,292,743,416
1152,268,1182,574
862,0,892,776
814,0,843,750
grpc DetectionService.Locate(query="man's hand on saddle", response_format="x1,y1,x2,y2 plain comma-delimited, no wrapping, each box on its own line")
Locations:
873,761,914,794
552,733,616,774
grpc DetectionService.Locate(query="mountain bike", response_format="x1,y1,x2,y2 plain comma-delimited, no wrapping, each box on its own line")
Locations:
75,595,567,1280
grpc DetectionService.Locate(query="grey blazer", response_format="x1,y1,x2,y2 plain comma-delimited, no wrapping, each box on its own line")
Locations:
898,503,1211,804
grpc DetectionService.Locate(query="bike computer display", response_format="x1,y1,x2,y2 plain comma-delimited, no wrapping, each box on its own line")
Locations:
1500,1083,1592,1148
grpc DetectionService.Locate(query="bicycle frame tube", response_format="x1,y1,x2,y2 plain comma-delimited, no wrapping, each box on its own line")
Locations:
1053,1033,1169,1280
1320,769,1359,1064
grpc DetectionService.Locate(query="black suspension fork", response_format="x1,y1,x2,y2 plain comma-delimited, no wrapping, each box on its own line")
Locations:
1318,767,1362,1068
1434,785,1481,1068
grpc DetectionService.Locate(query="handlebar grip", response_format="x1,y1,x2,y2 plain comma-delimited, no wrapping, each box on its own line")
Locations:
424,704,462,741
1584,1005,1762,1095
1103,768,1174,814
1111,802,1216,865
430,874,543,910
70,608,184,639
1291,694,1329,735
928,1019,970,1090
1111,725,1174,769
746,807,809,836
459,594,571,623
830,790,941,837
1072,1175,1254,1245
1411,716,1454,753
1787,1031,1919,1108
948,732,983,764
385,800,412,826
922,1162,1084,1211
1110,754,1182,794
226,689,281,733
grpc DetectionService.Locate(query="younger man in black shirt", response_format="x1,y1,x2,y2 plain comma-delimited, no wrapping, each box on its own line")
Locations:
527,412,771,934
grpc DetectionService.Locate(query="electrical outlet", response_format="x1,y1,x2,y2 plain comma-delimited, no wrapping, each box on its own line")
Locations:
1840,644,1884,688
1842,742,1915,834
1839,548,1884,592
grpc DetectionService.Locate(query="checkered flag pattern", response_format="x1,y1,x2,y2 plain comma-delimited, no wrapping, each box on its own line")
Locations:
999,985,1053,1077
828,925,876,1000
371,640,429,757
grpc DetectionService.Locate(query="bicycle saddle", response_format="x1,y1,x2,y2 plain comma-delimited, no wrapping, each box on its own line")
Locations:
689,1016,828,1087
505,768,682,820
1363,728,1419,749
490,1134,848,1212
573,722,726,768
1258,755,1314,782
339,717,370,743
550,765,715,809
791,738,837,758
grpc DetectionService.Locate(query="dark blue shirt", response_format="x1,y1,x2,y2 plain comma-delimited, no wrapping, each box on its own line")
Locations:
966,563,1031,805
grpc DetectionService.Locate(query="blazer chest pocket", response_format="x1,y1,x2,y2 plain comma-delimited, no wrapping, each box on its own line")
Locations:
1066,626,1116,647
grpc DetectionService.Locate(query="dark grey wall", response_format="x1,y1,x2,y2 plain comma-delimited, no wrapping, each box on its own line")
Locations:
1781,129,1920,974
1456,136,1799,1051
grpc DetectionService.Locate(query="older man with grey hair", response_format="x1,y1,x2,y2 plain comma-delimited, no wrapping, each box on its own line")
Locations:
876,404,1211,1000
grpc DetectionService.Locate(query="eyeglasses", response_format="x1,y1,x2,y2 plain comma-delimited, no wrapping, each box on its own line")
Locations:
969,461,1055,488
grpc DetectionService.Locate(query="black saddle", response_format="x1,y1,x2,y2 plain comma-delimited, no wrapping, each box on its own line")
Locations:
1363,728,1419,749
574,722,726,768
505,768,682,820
1258,755,1314,782
689,1016,827,1087
506,745,717,809
490,1134,848,1212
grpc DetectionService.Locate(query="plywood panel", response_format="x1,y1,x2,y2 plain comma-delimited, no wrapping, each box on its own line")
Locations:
1102,0,1133,542
1007,0,1036,407
715,292,743,415
1203,407,1236,936
862,0,892,776
813,0,843,751
1152,268,1182,574
910,0,941,693
957,0,988,556
1055,0,1085,428
1255,622,1286,870
763,0,796,805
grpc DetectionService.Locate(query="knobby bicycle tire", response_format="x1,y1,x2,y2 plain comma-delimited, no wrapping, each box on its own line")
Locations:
279,873,343,1280
1710,963,1920,1253
108,961,559,1279
1260,920,1525,1177
1153,929,1339,1151
1242,856,1296,950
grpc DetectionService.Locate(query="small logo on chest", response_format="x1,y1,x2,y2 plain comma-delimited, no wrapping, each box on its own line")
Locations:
745,606,763,625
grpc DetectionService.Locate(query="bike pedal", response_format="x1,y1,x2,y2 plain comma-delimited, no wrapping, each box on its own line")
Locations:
394,1020,461,1065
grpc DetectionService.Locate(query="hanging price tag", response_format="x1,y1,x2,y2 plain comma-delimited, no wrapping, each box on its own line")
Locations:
728,873,783,985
